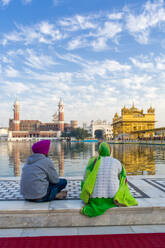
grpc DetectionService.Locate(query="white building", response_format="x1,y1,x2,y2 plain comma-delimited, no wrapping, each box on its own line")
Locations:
83,120,113,140
0,128,8,141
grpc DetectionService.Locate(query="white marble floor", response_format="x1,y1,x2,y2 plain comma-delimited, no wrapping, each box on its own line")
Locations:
1,175,165,201
1,175,165,210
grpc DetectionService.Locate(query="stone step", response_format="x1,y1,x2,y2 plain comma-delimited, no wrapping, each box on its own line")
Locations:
0,200,165,228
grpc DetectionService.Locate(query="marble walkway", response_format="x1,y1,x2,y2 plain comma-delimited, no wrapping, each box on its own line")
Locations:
0,175,165,235
0,175,165,202
0,176,151,201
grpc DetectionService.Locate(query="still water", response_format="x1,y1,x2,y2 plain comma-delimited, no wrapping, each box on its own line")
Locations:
0,141,165,177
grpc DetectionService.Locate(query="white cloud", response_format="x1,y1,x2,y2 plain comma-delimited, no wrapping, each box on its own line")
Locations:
83,59,130,79
74,15,97,30
89,21,122,50
108,12,123,20
1,0,11,6
89,21,122,40
1,0,32,6
2,56,12,64
1,12,120,51
144,86,158,99
7,49,24,57
155,55,165,70
126,0,165,44
91,37,108,51
98,21,122,39
59,14,97,31
1,0,32,7
135,30,150,45
130,54,165,72
55,52,85,65
2,81,30,95
120,74,152,90
2,21,64,46
24,69,73,87
5,66,20,78
39,21,54,35
2,32,22,46
65,19,122,51
24,49,57,70
130,58,154,70
67,37,86,50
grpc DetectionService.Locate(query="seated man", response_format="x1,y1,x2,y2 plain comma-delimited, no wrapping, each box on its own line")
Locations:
20,140,67,202
80,142,138,217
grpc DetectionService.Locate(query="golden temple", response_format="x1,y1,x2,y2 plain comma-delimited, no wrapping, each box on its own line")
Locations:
112,103,155,139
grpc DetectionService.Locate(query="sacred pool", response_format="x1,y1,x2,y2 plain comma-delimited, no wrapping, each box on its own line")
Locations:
0,141,165,177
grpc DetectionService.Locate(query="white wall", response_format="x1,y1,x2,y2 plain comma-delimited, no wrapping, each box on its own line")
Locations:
0,128,8,136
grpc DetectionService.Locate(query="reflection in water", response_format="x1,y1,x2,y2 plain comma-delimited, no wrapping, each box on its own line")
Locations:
14,147,20,176
112,144,155,175
55,142,64,177
8,142,32,177
1,141,165,177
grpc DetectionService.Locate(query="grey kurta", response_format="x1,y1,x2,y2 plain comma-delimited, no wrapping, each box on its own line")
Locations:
20,153,59,199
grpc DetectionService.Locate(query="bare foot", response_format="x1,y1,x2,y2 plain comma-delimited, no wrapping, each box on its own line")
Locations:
80,207,83,214
114,199,126,207
55,190,67,200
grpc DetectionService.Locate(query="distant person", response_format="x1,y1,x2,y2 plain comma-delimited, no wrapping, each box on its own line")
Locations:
20,140,67,202
80,142,138,217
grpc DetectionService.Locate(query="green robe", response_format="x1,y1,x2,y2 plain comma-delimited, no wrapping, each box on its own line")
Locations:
80,142,138,217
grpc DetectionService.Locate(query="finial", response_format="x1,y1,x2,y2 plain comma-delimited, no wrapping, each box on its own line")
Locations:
14,96,19,105
59,98,63,105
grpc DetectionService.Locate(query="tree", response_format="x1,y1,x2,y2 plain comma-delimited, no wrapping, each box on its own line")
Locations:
70,128,91,140
61,131,70,138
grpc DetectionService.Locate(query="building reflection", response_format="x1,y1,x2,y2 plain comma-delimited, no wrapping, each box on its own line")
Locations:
113,144,155,175
58,143,64,177
6,141,156,177
8,142,32,177
14,147,20,176
91,143,96,157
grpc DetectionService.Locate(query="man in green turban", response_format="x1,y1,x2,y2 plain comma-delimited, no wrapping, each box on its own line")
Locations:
80,142,138,217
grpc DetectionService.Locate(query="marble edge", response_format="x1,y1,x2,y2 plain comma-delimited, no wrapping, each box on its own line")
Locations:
0,177,83,181
1,175,165,181
0,206,165,214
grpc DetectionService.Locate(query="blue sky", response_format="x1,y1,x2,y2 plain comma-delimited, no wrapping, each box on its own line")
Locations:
0,0,165,127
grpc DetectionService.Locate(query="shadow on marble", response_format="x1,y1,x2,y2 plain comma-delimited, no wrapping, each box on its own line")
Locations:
131,225,165,233
21,227,78,237
0,201,49,211
77,226,133,235
0,229,23,237
50,200,83,210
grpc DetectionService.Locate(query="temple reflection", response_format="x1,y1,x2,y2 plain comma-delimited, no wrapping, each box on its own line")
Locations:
113,144,155,175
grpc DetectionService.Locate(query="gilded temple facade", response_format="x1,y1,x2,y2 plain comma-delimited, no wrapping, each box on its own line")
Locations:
112,104,155,139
